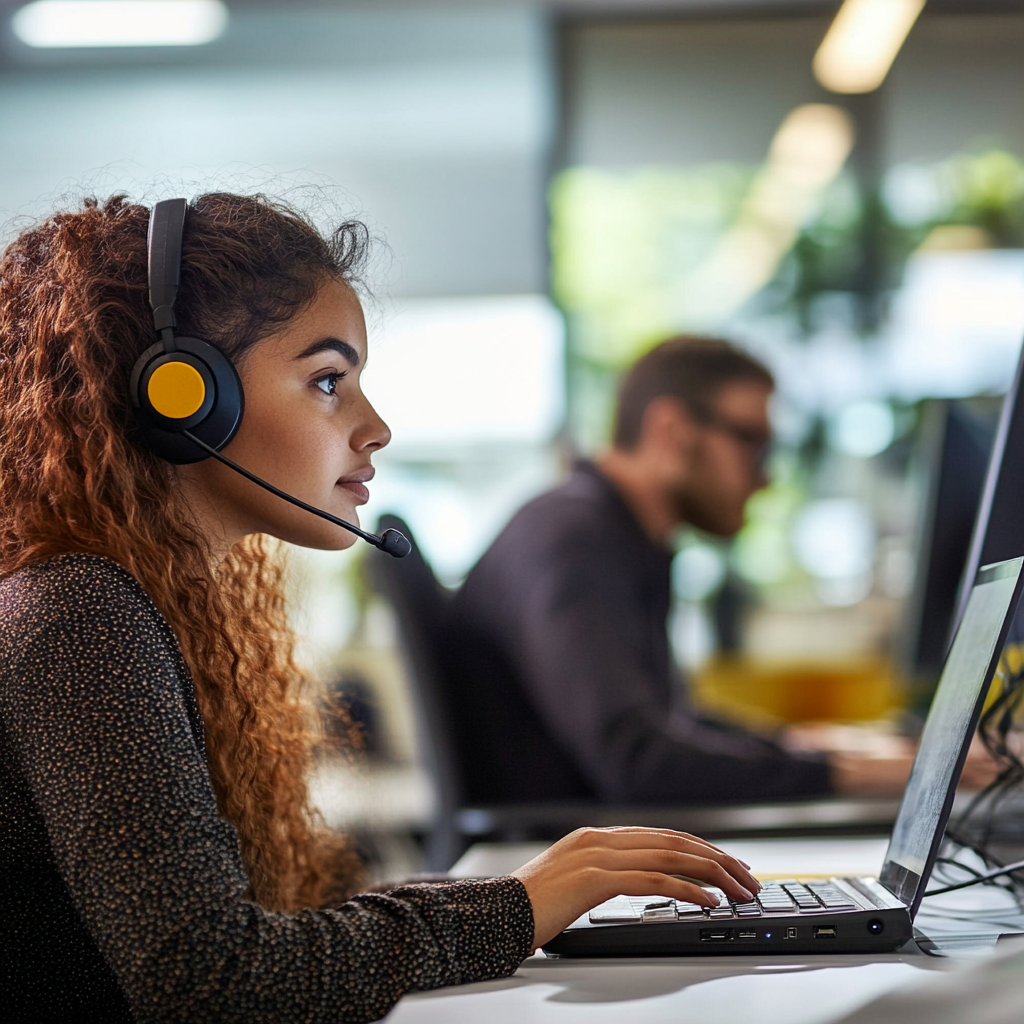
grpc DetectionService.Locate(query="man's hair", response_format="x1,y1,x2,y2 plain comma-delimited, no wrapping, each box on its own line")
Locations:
612,335,775,450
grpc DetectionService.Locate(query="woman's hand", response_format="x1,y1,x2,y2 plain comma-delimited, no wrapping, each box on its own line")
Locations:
510,826,761,948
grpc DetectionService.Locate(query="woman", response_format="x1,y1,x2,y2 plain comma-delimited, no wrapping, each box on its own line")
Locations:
0,193,759,1022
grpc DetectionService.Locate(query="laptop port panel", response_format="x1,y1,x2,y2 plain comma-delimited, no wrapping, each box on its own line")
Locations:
541,904,914,957
813,926,837,939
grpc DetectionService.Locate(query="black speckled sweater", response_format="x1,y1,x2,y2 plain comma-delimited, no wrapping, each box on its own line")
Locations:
0,553,534,1023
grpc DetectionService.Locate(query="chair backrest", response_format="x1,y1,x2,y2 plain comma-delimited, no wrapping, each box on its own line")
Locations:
365,514,463,867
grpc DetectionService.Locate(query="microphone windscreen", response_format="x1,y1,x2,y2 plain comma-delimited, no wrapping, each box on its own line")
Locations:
379,528,412,559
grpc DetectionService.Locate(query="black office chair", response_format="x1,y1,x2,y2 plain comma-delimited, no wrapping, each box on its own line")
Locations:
365,514,466,869
366,513,599,866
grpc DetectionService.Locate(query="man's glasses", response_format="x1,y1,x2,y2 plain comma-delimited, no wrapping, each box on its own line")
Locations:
690,406,772,471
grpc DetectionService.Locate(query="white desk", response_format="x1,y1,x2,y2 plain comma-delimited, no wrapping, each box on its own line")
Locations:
382,838,1024,1023
387,950,943,1024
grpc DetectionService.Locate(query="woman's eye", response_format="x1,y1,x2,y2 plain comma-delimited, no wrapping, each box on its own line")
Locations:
314,373,340,396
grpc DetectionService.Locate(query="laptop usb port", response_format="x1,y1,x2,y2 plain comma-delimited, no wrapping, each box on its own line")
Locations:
738,930,757,940
813,926,837,939
700,928,734,942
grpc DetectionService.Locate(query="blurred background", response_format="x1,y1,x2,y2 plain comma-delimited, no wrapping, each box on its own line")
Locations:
5,0,1024,875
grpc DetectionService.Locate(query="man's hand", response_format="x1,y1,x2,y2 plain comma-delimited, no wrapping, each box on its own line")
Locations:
511,826,761,948
959,736,1002,791
784,722,916,797
828,749,914,796
821,731,1001,797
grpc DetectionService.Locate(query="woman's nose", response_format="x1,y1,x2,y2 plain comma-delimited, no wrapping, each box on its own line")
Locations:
353,392,391,452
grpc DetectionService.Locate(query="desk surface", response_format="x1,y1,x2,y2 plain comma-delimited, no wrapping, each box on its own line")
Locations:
382,838,1024,1023
387,950,943,1024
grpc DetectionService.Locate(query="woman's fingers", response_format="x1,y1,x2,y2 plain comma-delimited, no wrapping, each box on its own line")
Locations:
569,826,748,870
585,847,756,902
621,831,754,872
563,827,760,895
595,869,723,907
575,825,733,856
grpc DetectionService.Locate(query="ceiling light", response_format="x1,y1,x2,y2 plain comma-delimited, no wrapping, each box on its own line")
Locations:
813,0,925,94
767,103,856,191
12,0,228,49
681,104,854,326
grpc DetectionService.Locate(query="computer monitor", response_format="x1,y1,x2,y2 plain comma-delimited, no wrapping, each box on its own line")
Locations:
955,344,1024,638
898,399,1000,708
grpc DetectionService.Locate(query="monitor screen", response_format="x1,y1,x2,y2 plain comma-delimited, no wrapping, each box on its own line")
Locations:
898,400,998,705
882,557,1023,912
956,345,1024,631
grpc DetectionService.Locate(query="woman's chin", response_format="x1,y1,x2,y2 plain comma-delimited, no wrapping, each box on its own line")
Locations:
288,526,361,552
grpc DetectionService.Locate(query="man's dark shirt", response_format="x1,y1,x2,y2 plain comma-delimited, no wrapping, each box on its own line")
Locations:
445,461,831,805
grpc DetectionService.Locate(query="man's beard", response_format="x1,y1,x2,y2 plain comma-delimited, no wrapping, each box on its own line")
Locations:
668,473,742,538
670,486,727,536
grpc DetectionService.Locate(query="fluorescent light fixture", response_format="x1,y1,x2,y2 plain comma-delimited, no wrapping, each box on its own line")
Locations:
682,104,854,326
813,0,925,94
13,0,228,49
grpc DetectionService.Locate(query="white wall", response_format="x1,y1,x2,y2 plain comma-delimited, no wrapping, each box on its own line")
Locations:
0,3,553,298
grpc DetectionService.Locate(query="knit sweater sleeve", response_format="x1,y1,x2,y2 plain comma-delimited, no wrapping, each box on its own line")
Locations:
1,555,533,1023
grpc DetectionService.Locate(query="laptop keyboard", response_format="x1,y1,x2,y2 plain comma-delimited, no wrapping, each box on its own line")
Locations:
589,880,859,924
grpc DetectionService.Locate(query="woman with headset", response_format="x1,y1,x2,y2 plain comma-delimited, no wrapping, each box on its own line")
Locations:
0,192,759,1022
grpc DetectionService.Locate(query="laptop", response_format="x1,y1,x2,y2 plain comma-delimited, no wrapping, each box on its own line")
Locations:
543,556,1024,957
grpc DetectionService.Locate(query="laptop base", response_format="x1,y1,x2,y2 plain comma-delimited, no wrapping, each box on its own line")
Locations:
543,905,912,956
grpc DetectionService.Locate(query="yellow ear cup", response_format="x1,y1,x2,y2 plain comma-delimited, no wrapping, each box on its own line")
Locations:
147,361,207,420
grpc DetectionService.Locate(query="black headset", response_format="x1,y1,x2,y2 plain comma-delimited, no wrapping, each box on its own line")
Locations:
130,198,243,464
130,198,410,558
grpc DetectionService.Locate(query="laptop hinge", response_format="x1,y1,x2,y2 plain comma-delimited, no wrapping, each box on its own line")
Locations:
845,876,907,910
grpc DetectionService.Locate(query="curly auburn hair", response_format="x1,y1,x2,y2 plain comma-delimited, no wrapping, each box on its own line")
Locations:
0,192,370,911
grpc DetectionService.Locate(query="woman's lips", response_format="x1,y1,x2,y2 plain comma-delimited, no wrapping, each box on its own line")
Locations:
337,466,374,505
337,480,370,504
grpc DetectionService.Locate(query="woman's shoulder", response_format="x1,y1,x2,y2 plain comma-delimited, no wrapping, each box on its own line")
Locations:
0,553,168,643
0,552,205,753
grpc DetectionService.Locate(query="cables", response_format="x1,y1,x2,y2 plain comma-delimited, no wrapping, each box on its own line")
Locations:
931,638,1024,904
924,857,1024,897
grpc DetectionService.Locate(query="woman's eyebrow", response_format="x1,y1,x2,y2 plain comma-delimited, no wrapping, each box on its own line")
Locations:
293,337,360,366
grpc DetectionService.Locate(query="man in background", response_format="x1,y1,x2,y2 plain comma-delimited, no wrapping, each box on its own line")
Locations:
445,337,842,806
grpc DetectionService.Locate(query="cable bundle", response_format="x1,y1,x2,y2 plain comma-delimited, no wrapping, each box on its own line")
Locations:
928,641,1024,899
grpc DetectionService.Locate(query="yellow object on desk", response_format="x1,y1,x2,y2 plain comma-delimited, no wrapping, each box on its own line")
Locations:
691,653,904,727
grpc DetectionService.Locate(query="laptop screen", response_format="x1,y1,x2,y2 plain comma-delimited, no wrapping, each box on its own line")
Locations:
881,556,1024,913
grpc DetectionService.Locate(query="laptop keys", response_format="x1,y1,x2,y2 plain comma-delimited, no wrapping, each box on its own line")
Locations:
674,902,705,913
756,882,796,913
675,901,707,920
643,907,679,922
588,898,641,923
734,902,762,917
588,878,857,925
806,883,857,909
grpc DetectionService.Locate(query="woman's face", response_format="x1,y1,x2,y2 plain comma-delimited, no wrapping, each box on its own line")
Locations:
177,277,391,554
